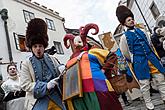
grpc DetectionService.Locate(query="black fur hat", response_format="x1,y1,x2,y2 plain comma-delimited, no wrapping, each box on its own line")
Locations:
116,5,134,25
25,18,48,48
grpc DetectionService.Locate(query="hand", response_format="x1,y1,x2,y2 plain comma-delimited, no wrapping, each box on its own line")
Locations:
58,64,66,73
155,28,161,35
47,79,58,90
156,27,165,36
159,27,165,36
159,37,165,43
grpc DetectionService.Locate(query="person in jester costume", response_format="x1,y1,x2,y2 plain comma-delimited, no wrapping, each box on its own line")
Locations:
63,23,123,110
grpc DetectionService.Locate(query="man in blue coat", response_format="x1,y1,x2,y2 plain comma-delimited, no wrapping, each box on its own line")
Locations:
116,5,165,110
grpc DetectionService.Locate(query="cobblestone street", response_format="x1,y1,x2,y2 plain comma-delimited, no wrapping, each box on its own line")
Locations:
120,93,165,110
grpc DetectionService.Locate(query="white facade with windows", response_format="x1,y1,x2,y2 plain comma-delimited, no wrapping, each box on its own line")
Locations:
0,0,72,80
128,0,165,31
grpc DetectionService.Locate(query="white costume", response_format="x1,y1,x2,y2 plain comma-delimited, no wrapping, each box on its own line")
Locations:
1,75,25,110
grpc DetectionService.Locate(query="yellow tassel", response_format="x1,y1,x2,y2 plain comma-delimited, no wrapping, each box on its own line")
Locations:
48,100,61,110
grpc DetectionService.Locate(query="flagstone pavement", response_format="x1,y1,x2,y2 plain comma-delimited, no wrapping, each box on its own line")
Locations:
120,93,165,110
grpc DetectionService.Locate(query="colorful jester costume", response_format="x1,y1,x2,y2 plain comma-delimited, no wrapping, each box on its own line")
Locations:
63,23,123,110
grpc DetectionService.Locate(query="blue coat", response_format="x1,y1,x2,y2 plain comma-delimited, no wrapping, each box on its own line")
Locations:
29,54,66,110
123,28,165,80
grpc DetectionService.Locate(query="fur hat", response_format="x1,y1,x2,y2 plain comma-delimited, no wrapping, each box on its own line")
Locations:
25,18,48,48
116,5,134,25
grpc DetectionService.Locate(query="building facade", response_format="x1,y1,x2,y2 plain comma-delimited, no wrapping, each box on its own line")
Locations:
114,0,165,45
0,0,72,80
128,0,165,32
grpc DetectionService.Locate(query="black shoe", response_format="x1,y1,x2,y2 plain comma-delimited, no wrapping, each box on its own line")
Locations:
150,88,159,93
147,109,154,110
124,101,130,106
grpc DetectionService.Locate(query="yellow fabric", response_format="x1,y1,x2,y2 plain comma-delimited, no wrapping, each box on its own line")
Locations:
66,99,74,110
149,43,160,74
148,61,159,74
48,100,61,110
88,48,109,65
105,79,114,91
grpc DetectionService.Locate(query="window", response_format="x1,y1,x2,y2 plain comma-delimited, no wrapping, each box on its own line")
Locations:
13,33,29,52
23,10,35,23
53,41,64,54
45,18,56,30
150,2,160,19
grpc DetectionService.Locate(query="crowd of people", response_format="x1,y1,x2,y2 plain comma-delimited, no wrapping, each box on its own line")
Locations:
0,5,165,110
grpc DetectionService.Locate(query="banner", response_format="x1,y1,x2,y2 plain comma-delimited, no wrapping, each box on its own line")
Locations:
63,61,82,100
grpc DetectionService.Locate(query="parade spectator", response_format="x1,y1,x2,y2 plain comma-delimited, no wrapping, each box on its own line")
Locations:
151,27,165,67
63,23,123,110
20,18,66,110
116,5,165,110
1,63,25,110
116,50,131,106
156,26,165,52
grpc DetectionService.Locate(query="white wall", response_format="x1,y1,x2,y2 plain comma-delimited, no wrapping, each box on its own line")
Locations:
129,0,165,31
0,0,72,80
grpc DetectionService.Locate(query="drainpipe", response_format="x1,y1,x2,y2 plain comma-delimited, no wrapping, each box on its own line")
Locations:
134,0,152,34
0,9,13,62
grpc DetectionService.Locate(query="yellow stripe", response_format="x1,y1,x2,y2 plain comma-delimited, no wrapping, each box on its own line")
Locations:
105,79,114,91
148,61,159,74
89,48,109,65
66,99,74,110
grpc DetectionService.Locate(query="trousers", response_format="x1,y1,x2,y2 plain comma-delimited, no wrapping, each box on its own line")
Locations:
139,73,165,109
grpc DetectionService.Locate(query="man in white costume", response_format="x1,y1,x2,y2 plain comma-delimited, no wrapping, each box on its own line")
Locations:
1,63,25,110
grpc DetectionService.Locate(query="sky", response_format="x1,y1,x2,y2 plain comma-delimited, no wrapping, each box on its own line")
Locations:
32,0,120,35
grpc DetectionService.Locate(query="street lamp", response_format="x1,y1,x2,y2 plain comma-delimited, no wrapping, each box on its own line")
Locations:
0,8,13,62
0,9,8,21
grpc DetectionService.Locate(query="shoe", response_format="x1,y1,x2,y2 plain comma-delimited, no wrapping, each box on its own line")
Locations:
150,88,159,93
146,102,154,110
124,101,131,106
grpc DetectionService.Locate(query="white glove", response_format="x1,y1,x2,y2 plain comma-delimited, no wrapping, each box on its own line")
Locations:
155,28,161,35
58,64,66,73
159,37,165,43
156,27,165,36
159,27,165,36
47,79,58,90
